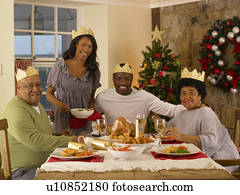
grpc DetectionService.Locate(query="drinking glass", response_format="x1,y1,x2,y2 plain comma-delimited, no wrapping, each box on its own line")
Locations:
136,114,147,134
154,118,167,137
96,118,107,136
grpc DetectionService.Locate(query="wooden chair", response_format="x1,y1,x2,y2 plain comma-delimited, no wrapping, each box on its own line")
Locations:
0,119,12,180
214,119,240,179
234,119,240,152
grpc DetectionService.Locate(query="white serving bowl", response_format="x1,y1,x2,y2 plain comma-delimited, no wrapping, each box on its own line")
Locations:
107,146,144,160
71,108,94,119
115,138,160,153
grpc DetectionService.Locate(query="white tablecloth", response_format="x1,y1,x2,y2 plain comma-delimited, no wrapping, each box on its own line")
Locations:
39,143,225,172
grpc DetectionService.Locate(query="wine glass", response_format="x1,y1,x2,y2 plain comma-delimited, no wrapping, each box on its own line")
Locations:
154,118,167,138
136,114,147,134
96,118,107,136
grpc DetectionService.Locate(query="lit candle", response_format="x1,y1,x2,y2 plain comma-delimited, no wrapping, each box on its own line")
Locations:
135,119,139,138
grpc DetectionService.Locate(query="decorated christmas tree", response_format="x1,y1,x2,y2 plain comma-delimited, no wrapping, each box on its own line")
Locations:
135,26,182,133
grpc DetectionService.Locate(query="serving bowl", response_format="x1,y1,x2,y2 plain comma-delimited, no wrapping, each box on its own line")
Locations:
115,138,160,153
107,146,144,160
71,108,94,119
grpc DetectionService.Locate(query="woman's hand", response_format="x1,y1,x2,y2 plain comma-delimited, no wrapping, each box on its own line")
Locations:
60,102,70,113
165,127,183,141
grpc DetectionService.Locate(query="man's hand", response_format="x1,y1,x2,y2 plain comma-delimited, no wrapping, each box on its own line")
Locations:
57,129,72,136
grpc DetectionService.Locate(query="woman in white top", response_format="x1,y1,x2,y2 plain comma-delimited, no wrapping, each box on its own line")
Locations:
166,69,239,172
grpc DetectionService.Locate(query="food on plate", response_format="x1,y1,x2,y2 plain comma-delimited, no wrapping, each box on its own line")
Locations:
68,142,85,150
61,148,93,157
108,117,155,144
78,108,91,111
91,138,112,150
162,145,190,154
61,148,79,157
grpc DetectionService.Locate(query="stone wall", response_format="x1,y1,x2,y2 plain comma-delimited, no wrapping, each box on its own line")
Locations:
154,0,240,138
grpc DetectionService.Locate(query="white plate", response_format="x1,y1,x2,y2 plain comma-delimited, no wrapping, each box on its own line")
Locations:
152,143,201,156
50,148,95,160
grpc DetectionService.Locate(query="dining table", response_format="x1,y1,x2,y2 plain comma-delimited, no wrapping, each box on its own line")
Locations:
34,139,236,180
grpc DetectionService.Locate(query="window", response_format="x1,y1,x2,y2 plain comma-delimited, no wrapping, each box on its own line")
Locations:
14,3,77,111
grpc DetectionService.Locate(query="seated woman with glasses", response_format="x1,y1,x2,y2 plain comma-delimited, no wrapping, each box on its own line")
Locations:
166,68,239,172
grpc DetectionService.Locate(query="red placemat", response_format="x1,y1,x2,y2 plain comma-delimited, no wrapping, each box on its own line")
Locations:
151,151,208,160
47,155,104,163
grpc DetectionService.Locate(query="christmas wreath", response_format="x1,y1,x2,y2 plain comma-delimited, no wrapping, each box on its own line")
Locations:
199,17,240,93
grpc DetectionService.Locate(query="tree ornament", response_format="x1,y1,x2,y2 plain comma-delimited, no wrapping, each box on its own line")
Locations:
226,75,233,81
153,53,161,58
162,71,167,77
150,78,157,85
159,71,162,76
230,88,237,94
218,60,224,66
163,65,168,70
215,50,221,56
232,26,240,34
227,21,231,26
211,44,218,51
236,36,240,43
211,30,218,38
152,26,165,42
207,75,212,81
151,61,161,70
210,78,217,85
219,37,226,44
227,32,234,39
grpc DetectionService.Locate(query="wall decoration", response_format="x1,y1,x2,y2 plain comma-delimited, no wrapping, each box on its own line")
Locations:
199,17,240,93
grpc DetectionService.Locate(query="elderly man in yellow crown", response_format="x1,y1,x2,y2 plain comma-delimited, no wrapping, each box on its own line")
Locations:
0,67,84,179
46,26,101,136
94,63,185,127
165,68,239,172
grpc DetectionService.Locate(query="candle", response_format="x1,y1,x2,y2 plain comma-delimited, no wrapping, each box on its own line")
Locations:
135,119,139,138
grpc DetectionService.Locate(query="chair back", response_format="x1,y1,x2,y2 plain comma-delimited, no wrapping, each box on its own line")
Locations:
235,119,240,151
0,119,12,179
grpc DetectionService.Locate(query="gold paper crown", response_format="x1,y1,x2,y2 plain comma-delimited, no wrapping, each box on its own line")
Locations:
16,66,39,82
181,68,205,82
72,26,94,39
113,63,133,74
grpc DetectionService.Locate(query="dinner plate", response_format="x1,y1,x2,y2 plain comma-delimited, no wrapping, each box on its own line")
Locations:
50,148,95,160
153,143,201,156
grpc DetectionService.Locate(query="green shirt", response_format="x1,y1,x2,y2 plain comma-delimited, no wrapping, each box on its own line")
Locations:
1,96,72,171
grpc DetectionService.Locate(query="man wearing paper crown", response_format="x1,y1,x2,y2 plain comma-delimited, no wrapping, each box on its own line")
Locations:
46,26,101,135
165,68,239,172
94,63,185,126
0,66,85,179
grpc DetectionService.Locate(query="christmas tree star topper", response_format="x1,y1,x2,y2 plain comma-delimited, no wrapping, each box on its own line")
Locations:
152,26,165,42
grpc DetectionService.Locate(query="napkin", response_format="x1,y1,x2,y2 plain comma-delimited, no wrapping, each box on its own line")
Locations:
47,155,104,163
69,110,103,129
151,151,208,160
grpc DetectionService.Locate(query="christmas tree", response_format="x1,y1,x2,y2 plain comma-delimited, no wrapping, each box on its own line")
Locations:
135,26,182,133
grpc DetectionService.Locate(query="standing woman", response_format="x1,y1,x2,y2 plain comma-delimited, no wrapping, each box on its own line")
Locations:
46,27,101,135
